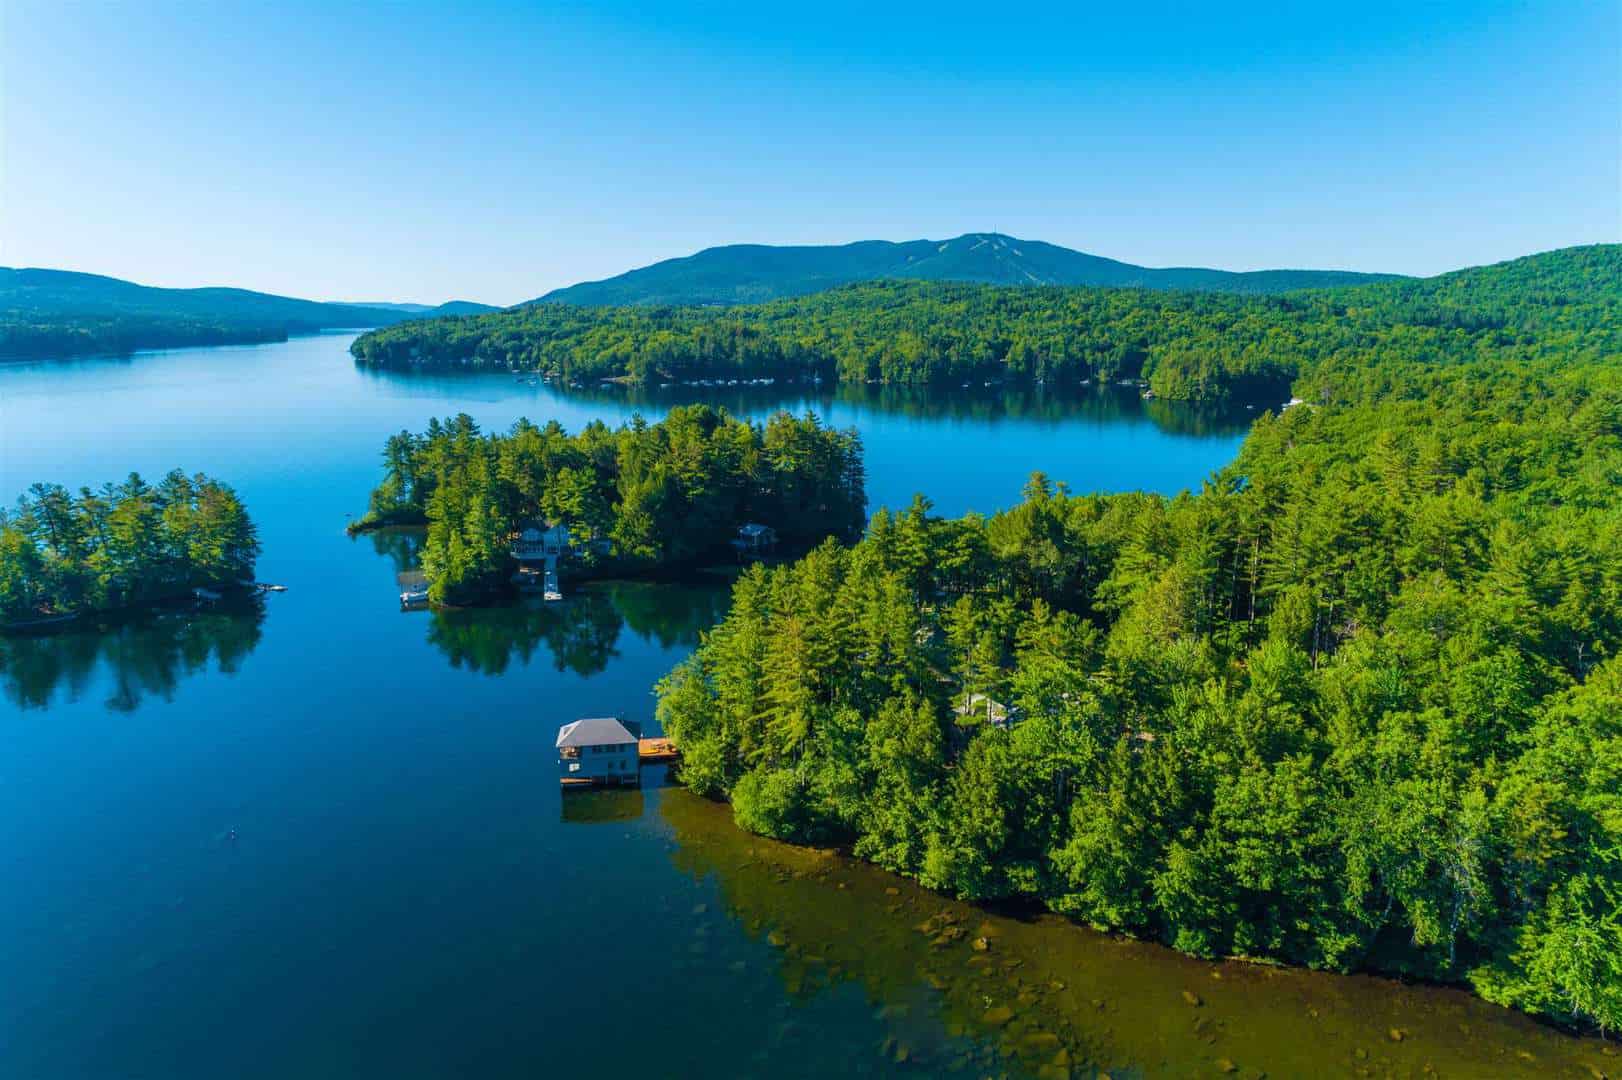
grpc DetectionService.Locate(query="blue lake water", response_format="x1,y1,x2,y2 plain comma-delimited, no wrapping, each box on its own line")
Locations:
0,334,1605,1078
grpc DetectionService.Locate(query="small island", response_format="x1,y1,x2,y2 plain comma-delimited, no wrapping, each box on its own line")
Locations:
351,405,866,605
0,471,260,631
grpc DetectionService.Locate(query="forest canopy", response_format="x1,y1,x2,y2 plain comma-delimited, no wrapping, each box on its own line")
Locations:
0,471,260,625
655,346,1622,1032
354,405,867,604
350,245,1621,403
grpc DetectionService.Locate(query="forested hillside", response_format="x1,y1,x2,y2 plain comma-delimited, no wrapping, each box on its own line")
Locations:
536,232,1394,306
655,345,1622,1031
353,406,866,604
0,268,495,359
352,245,1620,404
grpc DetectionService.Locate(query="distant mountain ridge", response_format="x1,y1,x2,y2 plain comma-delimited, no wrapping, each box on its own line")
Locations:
0,268,498,359
343,299,499,316
0,269,497,326
535,233,1401,306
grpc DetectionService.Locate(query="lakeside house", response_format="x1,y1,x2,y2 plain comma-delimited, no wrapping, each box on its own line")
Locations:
513,520,571,561
513,520,573,598
733,522,778,557
556,717,641,787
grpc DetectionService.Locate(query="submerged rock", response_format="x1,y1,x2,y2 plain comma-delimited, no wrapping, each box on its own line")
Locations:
983,1004,1015,1027
1182,991,1203,1007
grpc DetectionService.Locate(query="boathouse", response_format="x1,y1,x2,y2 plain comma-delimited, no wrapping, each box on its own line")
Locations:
556,717,640,787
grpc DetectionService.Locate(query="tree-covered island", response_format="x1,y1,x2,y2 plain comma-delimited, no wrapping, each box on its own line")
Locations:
350,245,1620,403
350,405,866,605
0,472,260,629
654,334,1622,1031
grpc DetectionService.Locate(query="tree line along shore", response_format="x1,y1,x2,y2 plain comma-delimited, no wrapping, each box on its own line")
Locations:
4,243,1618,1033
350,245,1620,404
347,406,867,605
1,471,260,628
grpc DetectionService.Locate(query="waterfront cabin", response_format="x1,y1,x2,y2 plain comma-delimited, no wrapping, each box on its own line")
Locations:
733,522,778,556
556,717,640,787
513,520,572,562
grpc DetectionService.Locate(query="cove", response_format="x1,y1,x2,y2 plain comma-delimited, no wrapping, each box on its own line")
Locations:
0,334,1608,1077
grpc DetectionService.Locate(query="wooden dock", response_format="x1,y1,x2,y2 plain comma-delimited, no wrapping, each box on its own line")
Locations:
638,737,679,764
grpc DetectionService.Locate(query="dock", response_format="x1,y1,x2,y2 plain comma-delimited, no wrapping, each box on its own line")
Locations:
638,737,679,764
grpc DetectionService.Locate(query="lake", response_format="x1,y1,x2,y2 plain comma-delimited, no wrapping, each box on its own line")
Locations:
0,335,1609,1078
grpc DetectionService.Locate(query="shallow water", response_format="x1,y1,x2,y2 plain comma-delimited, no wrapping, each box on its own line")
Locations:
0,334,1609,1077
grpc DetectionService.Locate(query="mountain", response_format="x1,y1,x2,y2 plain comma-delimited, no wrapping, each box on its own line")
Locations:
534,233,1401,306
354,244,1617,403
344,300,500,316
0,268,495,359
426,300,501,316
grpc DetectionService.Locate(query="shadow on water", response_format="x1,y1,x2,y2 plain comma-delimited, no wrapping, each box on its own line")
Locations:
356,364,1260,439
659,789,1614,1080
362,524,426,576
0,597,266,712
559,786,646,825
422,580,731,678
357,526,732,677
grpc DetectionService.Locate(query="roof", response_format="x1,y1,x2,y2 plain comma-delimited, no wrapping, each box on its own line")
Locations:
556,717,637,748
739,523,775,536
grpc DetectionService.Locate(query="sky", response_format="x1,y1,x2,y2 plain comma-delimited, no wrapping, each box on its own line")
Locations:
1,1,1617,306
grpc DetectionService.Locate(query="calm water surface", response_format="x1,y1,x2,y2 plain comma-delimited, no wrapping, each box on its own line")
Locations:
0,335,1610,1078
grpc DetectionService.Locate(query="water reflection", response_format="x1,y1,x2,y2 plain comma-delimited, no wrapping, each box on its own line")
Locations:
0,599,265,712
559,787,646,825
356,364,1258,439
423,580,732,677
660,790,1611,1080
361,525,425,576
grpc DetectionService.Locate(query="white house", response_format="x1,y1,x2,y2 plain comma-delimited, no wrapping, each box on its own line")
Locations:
556,717,640,787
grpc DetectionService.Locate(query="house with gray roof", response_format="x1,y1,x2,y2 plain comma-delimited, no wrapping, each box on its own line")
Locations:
556,716,640,787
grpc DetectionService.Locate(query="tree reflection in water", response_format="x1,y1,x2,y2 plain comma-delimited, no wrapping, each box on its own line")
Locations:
424,579,732,677
0,597,266,712
549,378,1258,438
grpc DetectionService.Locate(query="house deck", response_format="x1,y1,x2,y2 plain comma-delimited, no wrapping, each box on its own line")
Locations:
638,737,680,763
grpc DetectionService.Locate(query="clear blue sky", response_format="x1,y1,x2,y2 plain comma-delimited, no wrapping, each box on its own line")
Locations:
2,1,1616,305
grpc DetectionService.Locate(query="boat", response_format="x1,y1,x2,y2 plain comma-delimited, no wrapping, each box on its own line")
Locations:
400,586,430,607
